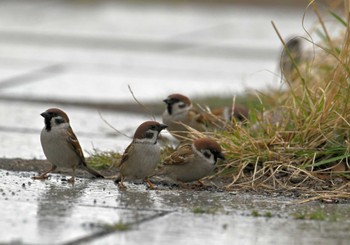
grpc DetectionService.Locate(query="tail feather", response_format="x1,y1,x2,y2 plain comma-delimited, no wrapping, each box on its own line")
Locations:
113,173,121,184
81,162,105,178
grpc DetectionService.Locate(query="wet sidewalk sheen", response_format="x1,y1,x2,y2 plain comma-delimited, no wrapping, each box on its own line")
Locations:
1,170,350,245
0,1,345,244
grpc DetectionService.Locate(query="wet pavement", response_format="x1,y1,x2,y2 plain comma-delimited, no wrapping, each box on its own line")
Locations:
2,169,350,245
1,1,347,244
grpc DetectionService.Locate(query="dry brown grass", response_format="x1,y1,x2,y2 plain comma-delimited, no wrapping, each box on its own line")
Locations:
198,2,350,200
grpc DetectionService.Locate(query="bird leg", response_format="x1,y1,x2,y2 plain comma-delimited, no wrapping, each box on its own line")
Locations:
32,165,57,180
196,180,205,186
67,166,76,183
145,178,155,189
118,176,126,190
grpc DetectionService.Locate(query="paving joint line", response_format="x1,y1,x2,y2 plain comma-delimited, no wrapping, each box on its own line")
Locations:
0,64,64,89
61,209,173,245
79,203,175,214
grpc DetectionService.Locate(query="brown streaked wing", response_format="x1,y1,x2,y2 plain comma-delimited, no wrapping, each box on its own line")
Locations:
119,143,135,168
188,108,201,122
66,126,85,162
163,144,194,166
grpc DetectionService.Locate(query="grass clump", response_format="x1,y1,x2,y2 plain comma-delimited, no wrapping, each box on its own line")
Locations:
251,210,273,218
202,2,350,198
86,148,122,169
105,221,132,231
86,3,349,202
291,208,343,221
192,206,219,214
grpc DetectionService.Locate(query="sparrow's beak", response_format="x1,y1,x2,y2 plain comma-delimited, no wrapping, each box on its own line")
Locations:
40,111,50,118
158,124,168,131
217,152,225,160
163,98,174,105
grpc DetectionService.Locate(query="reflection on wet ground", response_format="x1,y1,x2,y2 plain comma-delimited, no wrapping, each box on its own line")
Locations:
1,170,350,245
0,1,344,244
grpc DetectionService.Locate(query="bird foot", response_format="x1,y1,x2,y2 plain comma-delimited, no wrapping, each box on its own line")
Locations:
67,177,75,183
32,174,49,180
145,178,155,190
118,181,127,190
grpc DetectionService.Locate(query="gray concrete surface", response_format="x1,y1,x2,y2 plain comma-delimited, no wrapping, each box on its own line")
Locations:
1,1,347,244
2,169,350,245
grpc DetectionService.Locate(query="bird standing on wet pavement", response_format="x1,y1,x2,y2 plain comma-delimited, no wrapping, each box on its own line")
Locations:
114,121,167,189
160,137,225,183
33,108,104,183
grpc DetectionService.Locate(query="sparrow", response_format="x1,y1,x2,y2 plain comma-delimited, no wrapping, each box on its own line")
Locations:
209,104,249,125
162,94,248,138
162,93,207,141
161,137,225,183
280,37,302,82
33,108,104,183
114,121,167,189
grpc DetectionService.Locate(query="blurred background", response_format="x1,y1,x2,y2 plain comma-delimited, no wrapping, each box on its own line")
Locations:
0,0,338,159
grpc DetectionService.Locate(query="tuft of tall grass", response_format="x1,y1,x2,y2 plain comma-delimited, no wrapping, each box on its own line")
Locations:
207,3,350,191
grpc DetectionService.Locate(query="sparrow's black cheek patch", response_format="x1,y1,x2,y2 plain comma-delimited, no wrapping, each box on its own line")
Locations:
145,132,154,139
44,118,52,131
167,104,173,115
203,151,212,159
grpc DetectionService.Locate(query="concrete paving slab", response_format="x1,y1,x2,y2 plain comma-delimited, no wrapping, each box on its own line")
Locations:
90,211,350,245
0,170,165,244
0,0,318,105
2,170,350,245
0,1,309,44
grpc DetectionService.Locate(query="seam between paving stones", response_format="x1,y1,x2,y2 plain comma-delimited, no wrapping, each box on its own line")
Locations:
0,64,64,89
61,210,173,245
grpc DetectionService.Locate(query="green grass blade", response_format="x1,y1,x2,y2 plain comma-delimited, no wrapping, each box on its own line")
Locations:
305,154,350,168
329,10,347,27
